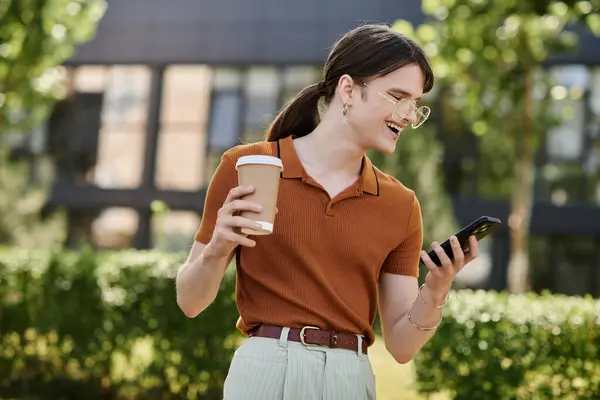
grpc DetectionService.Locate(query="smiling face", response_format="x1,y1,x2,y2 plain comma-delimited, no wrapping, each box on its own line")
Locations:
344,64,426,154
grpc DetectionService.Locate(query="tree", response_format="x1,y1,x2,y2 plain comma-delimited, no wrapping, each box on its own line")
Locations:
394,0,600,293
0,0,106,248
0,0,107,134
0,150,67,247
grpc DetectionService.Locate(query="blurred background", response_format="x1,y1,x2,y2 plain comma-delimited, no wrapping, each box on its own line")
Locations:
1,0,599,399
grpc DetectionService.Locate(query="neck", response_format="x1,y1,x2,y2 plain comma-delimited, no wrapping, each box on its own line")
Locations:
293,111,365,175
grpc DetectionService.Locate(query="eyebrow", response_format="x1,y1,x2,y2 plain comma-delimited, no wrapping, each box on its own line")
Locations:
388,87,422,101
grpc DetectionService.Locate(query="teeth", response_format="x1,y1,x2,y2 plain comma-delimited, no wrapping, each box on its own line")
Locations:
386,122,401,132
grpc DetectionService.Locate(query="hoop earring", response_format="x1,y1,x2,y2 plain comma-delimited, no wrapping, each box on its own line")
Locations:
342,103,349,125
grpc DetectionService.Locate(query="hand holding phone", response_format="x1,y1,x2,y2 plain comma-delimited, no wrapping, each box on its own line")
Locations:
424,216,502,267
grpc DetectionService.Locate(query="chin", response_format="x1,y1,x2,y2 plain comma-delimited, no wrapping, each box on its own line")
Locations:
368,141,397,154
379,143,397,154
359,128,401,153
373,127,403,153
374,135,400,153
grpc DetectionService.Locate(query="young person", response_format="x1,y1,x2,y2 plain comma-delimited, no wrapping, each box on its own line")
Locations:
176,24,479,400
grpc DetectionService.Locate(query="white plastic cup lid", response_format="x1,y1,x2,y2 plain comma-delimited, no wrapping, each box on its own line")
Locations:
235,155,284,171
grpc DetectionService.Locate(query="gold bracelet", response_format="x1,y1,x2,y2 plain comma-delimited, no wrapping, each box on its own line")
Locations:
418,283,449,309
407,307,443,331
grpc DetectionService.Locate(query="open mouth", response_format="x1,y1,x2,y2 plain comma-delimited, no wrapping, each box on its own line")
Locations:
385,121,401,136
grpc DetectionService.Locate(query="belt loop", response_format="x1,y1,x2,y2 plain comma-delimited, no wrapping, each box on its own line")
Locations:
356,334,363,357
279,326,290,348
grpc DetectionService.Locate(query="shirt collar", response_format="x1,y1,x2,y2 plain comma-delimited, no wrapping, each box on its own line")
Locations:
277,136,379,195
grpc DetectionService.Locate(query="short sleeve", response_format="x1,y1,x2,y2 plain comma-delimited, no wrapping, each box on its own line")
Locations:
381,194,423,277
194,154,238,244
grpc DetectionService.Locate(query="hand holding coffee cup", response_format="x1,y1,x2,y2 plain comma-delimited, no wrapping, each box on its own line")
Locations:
235,155,284,235
205,185,265,258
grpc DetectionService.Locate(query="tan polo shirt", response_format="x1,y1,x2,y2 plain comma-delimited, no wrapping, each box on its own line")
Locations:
195,135,422,345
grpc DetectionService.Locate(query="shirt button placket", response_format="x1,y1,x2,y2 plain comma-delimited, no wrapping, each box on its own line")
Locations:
325,201,334,217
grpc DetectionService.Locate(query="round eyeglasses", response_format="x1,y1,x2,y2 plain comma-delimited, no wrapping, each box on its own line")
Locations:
363,83,431,129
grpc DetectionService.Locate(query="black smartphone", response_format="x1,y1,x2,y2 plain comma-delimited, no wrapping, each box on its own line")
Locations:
424,216,502,267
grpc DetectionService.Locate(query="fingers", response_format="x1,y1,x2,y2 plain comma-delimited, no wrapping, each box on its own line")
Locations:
432,241,454,275
224,185,255,204
424,236,480,291
420,250,445,278
220,199,263,217
218,228,256,248
212,185,265,250
216,214,263,248
224,215,263,232
449,236,465,268
221,186,263,217
465,235,479,262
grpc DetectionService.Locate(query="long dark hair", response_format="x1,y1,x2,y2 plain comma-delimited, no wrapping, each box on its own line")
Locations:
265,24,435,142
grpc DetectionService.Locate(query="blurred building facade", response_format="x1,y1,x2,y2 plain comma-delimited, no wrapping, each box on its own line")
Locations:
22,0,600,294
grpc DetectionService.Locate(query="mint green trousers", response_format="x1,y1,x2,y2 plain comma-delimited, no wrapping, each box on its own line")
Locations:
223,327,376,400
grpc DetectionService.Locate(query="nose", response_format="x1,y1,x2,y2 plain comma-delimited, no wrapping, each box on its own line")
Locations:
393,101,419,124
401,108,418,124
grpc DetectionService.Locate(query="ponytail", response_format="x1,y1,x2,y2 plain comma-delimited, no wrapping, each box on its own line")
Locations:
265,82,325,142
265,25,435,142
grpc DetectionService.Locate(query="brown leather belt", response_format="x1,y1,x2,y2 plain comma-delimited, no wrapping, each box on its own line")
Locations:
249,324,368,354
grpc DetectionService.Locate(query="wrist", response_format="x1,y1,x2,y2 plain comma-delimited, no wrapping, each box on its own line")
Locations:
202,243,231,265
422,282,450,307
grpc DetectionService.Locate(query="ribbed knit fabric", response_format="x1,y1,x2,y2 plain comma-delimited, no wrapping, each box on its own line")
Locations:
195,136,423,346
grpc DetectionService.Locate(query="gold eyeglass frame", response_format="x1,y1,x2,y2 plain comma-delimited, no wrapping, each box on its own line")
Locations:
362,82,431,129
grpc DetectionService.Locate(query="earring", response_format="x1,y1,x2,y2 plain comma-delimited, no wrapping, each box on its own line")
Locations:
342,103,349,125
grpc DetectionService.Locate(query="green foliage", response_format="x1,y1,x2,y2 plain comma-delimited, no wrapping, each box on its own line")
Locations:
0,247,240,399
393,0,599,198
3,247,599,399
0,151,65,248
0,0,106,133
394,0,600,294
414,289,600,399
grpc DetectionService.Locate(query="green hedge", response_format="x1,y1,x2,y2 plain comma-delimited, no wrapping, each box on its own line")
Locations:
0,247,240,399
414,289,600,400
2,248,599,399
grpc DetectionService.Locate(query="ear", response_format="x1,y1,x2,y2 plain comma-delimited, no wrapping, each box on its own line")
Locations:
337,74,356,105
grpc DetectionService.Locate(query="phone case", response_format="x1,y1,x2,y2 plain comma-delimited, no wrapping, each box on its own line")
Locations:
425,216,502,267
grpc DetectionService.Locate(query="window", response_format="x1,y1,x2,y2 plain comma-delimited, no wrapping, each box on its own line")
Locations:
208,92,242,150
281,66,321,104
204,68,244,182
540,65,600,205
72,66,107,93
243,67,280,143
202,65,321,179
155,66,213,191
546,65,588,161
589,68,600,204
213,67,242,91
64,66,152,189
95,66,151,189
92,207,139,249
